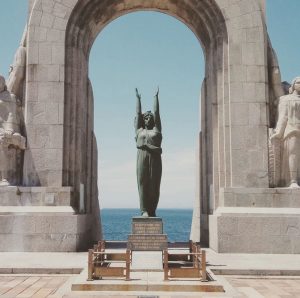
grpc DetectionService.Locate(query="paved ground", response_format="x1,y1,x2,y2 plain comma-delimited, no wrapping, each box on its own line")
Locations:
226,276,300,298
2,249,300,275
1,275,300,297
1,249,300,297
0,275,69,297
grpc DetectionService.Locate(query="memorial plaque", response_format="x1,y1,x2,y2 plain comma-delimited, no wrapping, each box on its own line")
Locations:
132,217,163,234
128,234,167,251
128,217,167,251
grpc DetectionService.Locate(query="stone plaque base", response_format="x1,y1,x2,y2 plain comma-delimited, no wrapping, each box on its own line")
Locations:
128,217,168,251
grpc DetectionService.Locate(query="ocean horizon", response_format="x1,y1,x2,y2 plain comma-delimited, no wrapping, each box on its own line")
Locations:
101,208,193,242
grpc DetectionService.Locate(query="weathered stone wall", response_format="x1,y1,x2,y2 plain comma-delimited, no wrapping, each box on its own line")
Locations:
14,0,300,253
22,0,270,249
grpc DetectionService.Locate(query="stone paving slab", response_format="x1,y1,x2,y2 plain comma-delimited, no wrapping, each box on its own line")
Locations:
1,248,300,275
131,252,163,271
1,248,300,297
0,275,69,297
216,207,300,215
206,249,300,275
226,275,300,298
1,275,300,297
0,206,75,213
71,269,225,293
0,253,86,274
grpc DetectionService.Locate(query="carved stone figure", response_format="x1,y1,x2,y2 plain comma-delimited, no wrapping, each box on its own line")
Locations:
0,75,26,186
7,45,26,100
270,77,300,188
135,88,162,217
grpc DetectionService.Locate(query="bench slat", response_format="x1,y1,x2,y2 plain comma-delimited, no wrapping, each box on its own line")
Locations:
168,254,190,261
169,268,201,278
94,267,125,277
106,253,127,261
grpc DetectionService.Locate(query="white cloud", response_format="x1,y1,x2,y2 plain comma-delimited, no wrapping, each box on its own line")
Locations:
98,147,197,208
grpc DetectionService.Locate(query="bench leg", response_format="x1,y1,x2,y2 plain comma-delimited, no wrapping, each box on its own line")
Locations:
163,249,169,281
125,249,130,281
201,250,207,282
87,249,94,281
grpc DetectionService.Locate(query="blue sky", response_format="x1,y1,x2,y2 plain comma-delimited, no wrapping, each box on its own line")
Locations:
0,1,299,209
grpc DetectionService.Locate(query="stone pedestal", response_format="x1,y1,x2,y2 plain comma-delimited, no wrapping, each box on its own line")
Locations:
209,187,300,254
0,186,97,252
127,217,167,251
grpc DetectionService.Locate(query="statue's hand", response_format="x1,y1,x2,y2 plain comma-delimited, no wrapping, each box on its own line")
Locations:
155,87,159,97
135,88,141,100
270,133,281,143
4,130,13,137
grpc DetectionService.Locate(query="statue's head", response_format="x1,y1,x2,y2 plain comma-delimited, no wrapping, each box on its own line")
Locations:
143,111,154,129
0,75,7,92
290,77,300,94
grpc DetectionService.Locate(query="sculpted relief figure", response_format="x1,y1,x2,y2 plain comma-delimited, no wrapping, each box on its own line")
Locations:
7,45,26,100
135,88,162,217
0,75,26,186
270,77,300,188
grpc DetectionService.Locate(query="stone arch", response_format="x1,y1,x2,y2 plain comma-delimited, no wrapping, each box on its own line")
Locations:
64,0,228,218
24,0,269,249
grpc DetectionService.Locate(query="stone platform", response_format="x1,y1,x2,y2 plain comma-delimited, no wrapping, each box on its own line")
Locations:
71,268,225,293
210,187,300,253
1,247,300,275
0,186,95,252
0,186,72,206
2,247,300,296
127,217,167,251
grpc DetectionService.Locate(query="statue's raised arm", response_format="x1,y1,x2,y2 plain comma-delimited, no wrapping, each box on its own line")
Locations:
153,87,161,132
135,88,142,132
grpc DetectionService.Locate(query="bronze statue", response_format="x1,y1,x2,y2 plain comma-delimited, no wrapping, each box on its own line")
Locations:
135,88,162,217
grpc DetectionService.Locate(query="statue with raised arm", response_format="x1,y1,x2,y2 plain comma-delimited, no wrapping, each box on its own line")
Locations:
135,88,162,217
270,77,300,188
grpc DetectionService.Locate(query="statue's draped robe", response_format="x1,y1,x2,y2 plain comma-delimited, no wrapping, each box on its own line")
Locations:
136,127,162,216
275,94,300,185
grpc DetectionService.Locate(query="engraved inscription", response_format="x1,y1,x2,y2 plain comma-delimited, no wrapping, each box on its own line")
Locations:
128,234,168,251
132,222,162,234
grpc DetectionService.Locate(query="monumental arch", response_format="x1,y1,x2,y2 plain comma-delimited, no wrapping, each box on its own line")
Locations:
2,0,299,253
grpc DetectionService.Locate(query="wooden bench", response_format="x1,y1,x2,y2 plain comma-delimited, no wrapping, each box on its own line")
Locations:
163,243,207,281
87,241,131,281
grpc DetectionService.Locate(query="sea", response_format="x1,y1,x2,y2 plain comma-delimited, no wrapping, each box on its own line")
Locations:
101,208,193,242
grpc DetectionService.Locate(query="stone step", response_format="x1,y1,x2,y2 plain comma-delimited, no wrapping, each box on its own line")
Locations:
71,269,225,293
216,206,300,215
221,187,300,208
0,233,80,252
0,206,75,214
0,209,93,252
210,207,300,253
0,186,72,206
